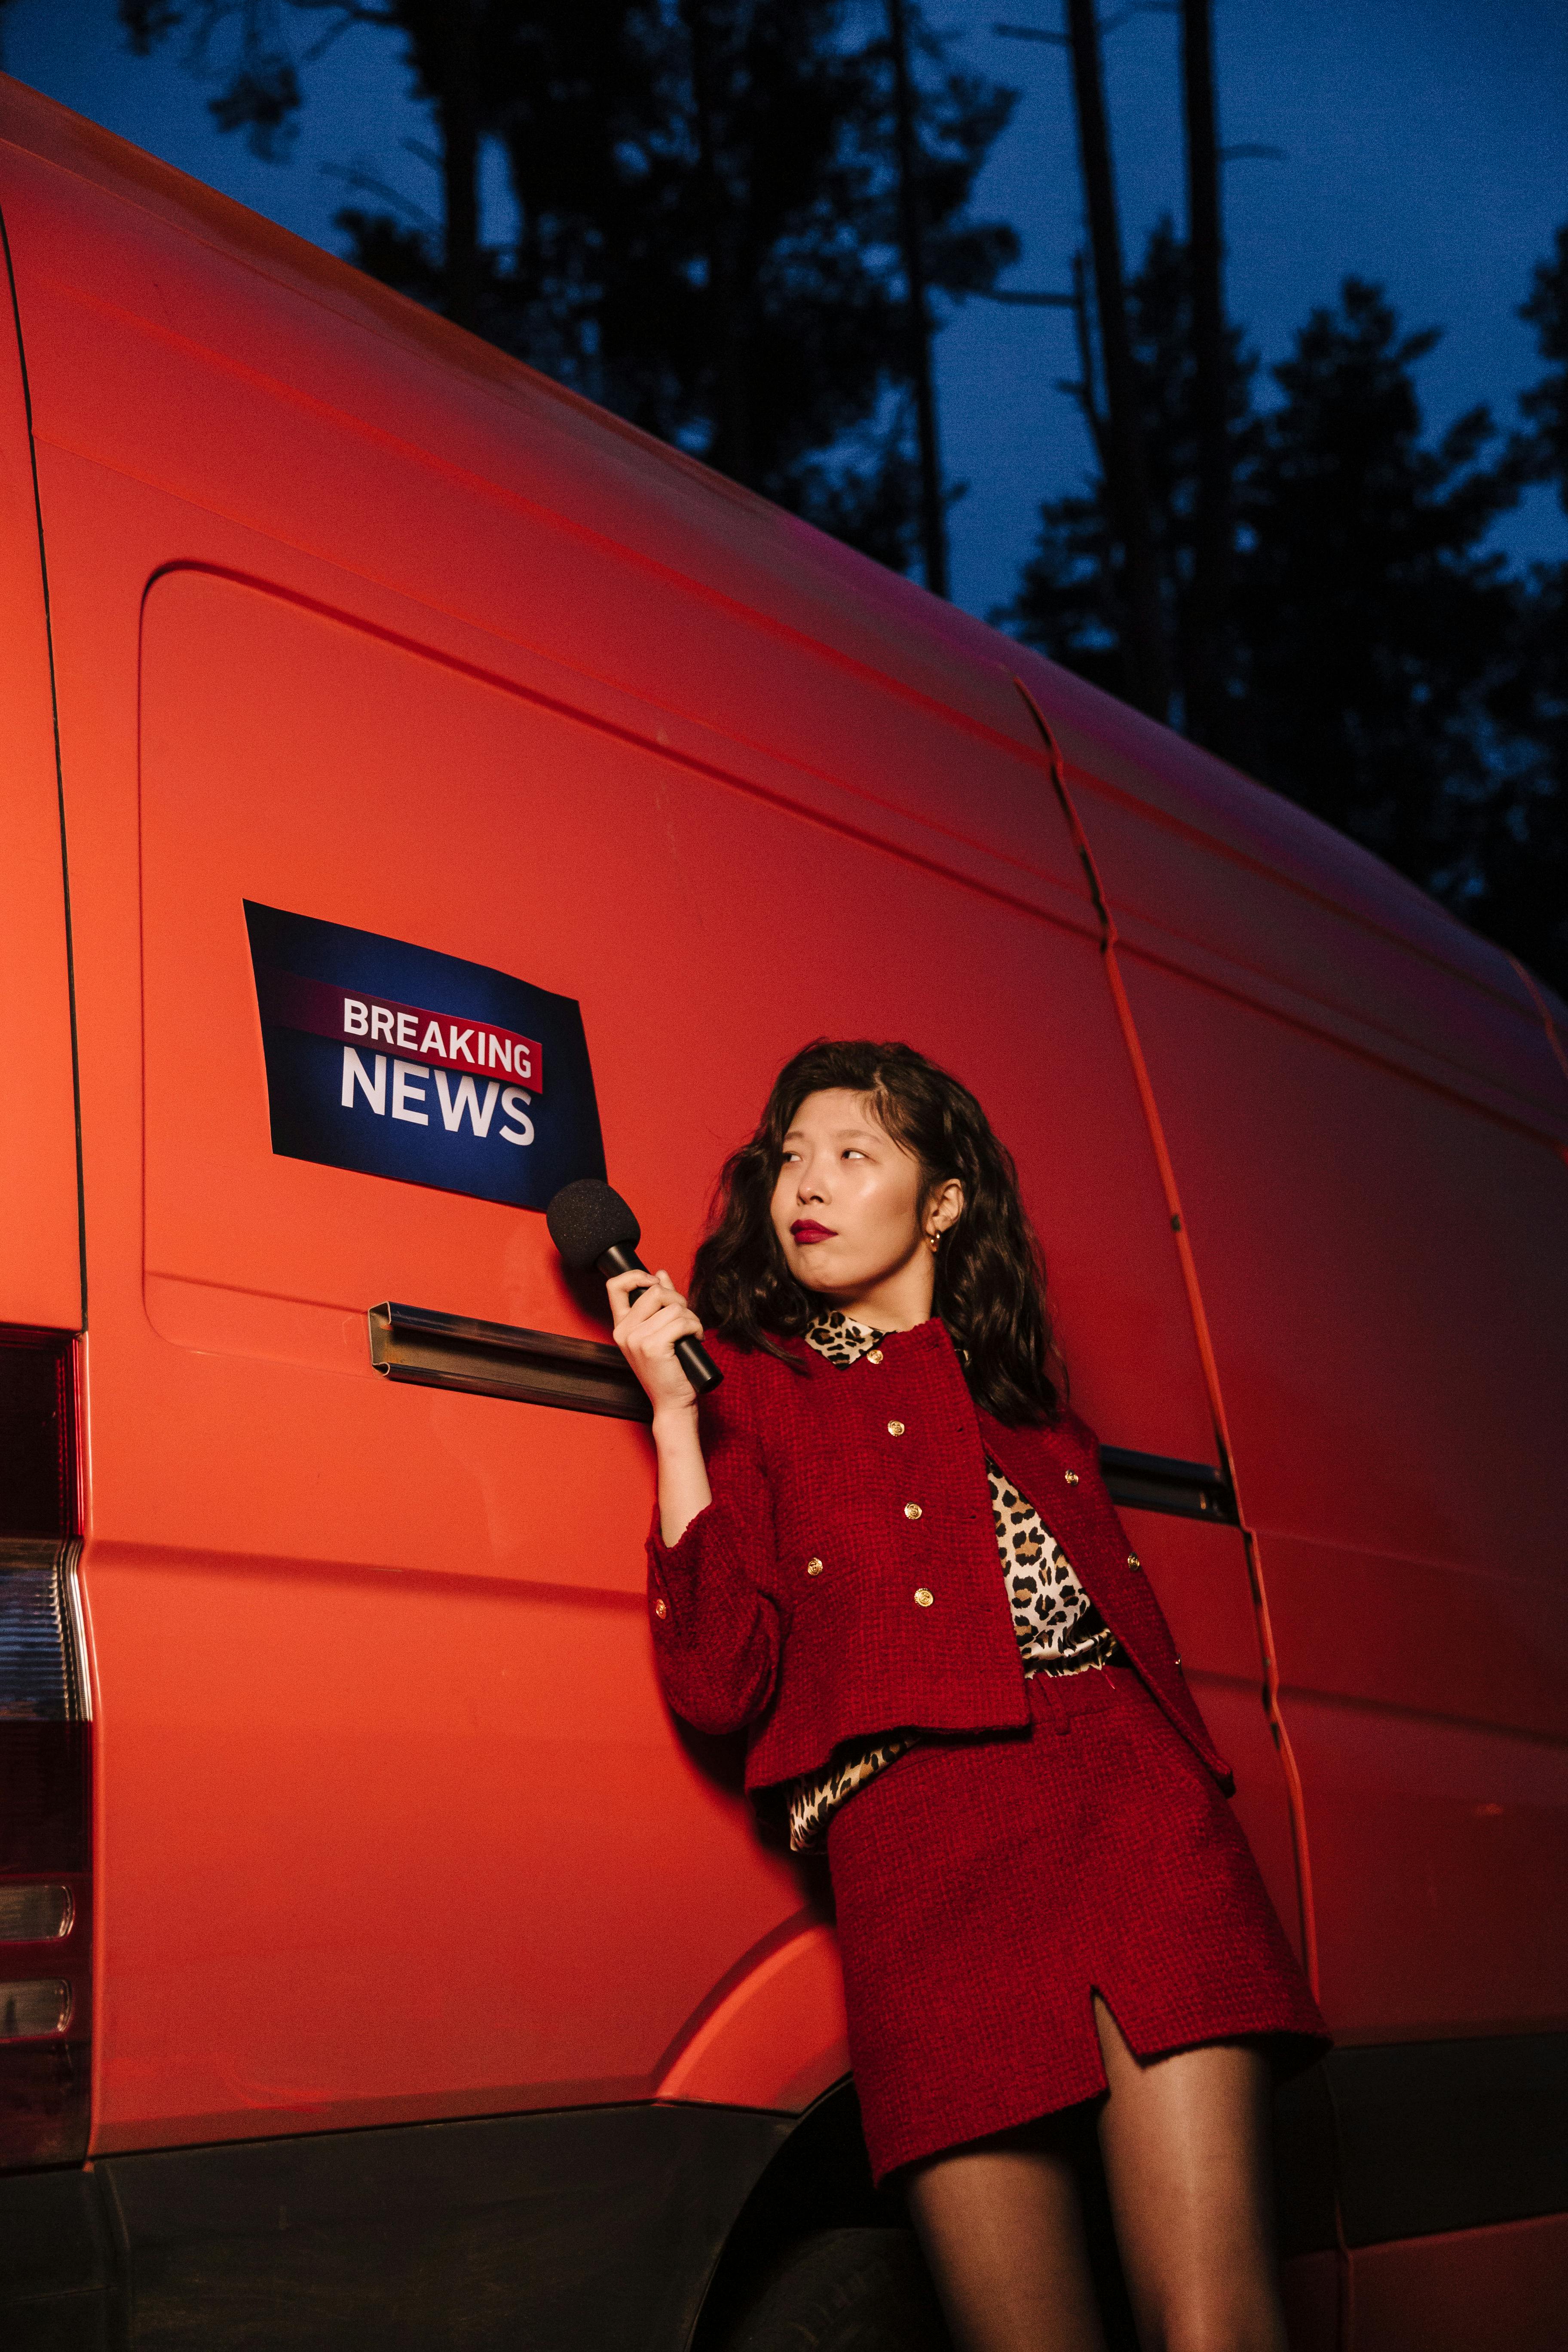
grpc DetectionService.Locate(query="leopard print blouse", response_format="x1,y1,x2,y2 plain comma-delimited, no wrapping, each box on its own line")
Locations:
787,1311,1120,1853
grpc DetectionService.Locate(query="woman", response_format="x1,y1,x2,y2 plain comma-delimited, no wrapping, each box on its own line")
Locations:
609,1038,1329,2352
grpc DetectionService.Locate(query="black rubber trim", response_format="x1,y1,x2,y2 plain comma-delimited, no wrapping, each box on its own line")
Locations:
0,2086,1302,2352
1273,2063,1340,2258
368,1301,652,1421
1097,1446,1238,1523
0,2166,117,2350
3,2040,1565,2345
75,2103,782,2352
1326,2033,1568,2247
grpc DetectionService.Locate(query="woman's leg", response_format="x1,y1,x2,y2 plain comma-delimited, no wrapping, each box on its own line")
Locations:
1092,1994,1288,2352
904,2118,1110,2352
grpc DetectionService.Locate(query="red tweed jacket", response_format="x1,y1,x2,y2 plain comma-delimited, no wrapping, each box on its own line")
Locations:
646,1317,1232,1796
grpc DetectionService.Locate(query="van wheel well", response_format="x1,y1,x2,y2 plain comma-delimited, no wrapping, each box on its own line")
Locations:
689,2083,901,2351
689,2082,1142,2352
704,2229,951,2352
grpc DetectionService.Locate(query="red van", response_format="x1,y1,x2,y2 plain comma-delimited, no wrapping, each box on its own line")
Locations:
1,73,1564,2352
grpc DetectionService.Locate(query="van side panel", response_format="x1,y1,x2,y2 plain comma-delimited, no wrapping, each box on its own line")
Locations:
1345,2214,1568,2352
69,551,1280,2152
0,81,1291,2180
1057,760,1568,2040
1118,965,1568,2036
0,195,1291,2165
129,567,1220,1551
0,209,77,1329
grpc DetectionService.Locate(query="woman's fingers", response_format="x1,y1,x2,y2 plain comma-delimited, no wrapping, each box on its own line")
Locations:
605,1266,703,1386
602,1279,677,1317
606,1267,689,1323
616,1301,703,1356
603,1267,644,1314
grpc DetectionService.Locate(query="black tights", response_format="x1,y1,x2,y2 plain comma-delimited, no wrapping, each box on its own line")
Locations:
903,1996,1288,2352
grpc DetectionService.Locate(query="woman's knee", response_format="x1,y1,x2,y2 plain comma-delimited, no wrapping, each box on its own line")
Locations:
1139,2284,1288,2352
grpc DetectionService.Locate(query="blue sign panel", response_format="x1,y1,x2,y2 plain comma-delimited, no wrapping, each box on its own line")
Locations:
245,901,605,1211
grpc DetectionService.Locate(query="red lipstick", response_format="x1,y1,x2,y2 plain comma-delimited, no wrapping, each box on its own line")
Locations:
790,1220,836,1244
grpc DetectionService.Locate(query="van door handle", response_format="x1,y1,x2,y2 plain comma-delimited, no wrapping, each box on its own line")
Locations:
1097,1446,1238,1523
368,1301,652,1423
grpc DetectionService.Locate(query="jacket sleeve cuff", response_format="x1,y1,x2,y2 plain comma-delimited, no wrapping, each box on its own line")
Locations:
646,1492,745,1635
643,1496,782,1735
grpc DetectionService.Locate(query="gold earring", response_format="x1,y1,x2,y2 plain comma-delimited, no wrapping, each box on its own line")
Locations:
927,1230,940,1251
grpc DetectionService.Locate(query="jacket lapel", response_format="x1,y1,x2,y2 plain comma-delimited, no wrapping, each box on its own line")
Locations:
977,1412,1099,1559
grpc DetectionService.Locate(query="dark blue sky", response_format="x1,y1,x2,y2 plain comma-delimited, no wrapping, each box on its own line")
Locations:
3,0,1564,619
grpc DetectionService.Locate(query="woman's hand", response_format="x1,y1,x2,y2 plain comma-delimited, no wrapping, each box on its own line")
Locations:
607,1267,704,1424
608,1268,713,1547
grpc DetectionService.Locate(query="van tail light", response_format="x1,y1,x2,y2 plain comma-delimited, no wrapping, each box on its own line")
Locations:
0,1329,91,2169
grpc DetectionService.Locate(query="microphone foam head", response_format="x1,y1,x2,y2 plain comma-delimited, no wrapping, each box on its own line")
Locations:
546,1178,641,1269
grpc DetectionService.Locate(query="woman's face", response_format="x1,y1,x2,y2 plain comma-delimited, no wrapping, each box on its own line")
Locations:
770,1088,957,1312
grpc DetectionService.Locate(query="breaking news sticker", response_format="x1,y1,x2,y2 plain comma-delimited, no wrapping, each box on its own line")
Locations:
244,900,605,1211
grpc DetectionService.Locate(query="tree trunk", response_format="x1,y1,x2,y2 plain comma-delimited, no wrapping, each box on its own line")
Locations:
887,0,948,597
438,2,481,334
1070,246,1109,475
683,0,750,484
1182,0,1231,749
1064,0,1167,717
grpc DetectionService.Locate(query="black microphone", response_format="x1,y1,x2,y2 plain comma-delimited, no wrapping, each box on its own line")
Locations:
546,1178,723,1396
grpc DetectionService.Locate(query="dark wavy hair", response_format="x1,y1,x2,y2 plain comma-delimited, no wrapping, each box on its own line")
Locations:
690,1039,1068,1425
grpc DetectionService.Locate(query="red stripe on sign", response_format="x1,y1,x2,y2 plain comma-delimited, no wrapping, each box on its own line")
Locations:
259,970,543,1090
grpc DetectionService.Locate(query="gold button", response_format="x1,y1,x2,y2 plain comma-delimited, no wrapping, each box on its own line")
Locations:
1064,1470,1080,1485
867,1348,884,1364
1127,1553,1141,1570
914,1587,934,1608
805,1556,824,1577
904,1502,922,1520
887,1420,905,1436
654,1598,668,1619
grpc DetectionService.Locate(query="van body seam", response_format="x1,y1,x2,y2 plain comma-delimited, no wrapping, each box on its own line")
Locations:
1013,676,1321,1997
0,196,86,1327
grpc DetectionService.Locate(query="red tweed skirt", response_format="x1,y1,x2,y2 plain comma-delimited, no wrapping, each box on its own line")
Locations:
825,1654,1330,2184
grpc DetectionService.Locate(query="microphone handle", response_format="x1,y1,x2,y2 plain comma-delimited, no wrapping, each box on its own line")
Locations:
597,1242,723,1396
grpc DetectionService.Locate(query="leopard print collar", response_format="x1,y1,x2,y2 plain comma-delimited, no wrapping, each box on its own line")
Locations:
802,1308,887,1366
